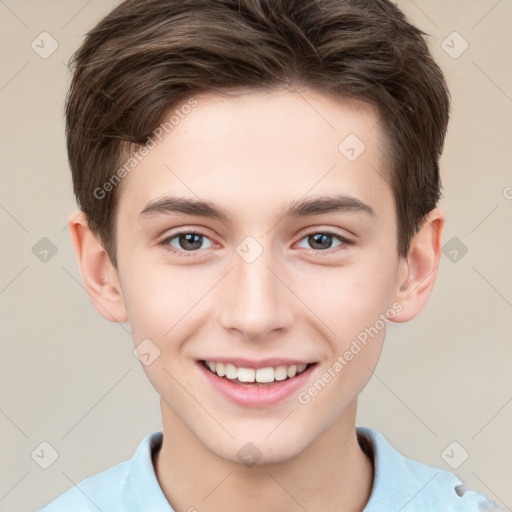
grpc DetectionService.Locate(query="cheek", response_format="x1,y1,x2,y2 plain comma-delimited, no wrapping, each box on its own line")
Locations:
121,267,195,398
120,259,201,339
300,257,395,343
296,328,385,433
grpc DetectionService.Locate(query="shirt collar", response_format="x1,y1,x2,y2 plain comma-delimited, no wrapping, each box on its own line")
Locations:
125,427,493,511
356,426,496,511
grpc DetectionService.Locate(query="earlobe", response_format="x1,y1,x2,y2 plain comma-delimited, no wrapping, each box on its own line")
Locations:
391,208,445,323
68,210,128,323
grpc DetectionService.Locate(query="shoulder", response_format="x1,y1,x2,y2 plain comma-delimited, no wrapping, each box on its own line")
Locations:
35,461,128,512
35,431,167,512
357,426,501,512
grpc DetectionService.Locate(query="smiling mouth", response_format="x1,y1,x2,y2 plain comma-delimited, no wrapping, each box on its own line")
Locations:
200,360,316,386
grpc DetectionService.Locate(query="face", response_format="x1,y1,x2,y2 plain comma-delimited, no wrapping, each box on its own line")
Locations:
113,88,406,464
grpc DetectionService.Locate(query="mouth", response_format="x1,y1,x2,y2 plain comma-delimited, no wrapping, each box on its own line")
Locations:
200,360,316,386
198,358,317,407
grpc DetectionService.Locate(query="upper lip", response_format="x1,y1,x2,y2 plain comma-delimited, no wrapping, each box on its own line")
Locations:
199,358,316,369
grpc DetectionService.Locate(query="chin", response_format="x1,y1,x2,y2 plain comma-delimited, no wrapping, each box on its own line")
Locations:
208,430,311,467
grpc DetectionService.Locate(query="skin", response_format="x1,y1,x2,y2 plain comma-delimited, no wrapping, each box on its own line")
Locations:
69,87,444,512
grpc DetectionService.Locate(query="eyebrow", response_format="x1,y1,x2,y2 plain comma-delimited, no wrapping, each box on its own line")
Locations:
138,194,376,222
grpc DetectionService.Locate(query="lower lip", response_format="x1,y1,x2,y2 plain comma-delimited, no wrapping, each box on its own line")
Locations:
198,361,316,408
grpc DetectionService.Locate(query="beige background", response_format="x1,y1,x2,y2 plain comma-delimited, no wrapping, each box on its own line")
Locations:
0,1,511,510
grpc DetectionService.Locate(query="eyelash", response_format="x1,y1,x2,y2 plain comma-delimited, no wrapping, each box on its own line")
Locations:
158,229,354,258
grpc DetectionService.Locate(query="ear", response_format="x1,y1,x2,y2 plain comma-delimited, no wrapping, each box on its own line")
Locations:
390,207,445,323
68,210,128,323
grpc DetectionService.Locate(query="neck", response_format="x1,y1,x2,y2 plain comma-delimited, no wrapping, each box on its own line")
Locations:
154,399,374,512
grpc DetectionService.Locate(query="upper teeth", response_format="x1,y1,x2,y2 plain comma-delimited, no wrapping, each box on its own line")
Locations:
205,361,309,383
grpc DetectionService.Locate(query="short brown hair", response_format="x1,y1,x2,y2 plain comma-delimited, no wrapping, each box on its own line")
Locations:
65,0,450,268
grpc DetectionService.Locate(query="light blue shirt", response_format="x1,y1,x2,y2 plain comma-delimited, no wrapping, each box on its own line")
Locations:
36,426,500,511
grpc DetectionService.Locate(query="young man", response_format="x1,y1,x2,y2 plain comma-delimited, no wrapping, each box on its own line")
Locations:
37,0,501,510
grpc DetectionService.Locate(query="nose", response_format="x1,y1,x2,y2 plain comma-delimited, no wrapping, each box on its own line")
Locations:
218,241,294,341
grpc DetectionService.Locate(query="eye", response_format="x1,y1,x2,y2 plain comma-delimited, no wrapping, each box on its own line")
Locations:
296,231,353,252
159,229,354,258
160,231,214,256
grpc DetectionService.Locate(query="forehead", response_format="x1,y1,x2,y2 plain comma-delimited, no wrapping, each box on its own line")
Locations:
116,88,393,228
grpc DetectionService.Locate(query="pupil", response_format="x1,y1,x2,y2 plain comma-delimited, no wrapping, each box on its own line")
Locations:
180,233,202,250
310,233,332,250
